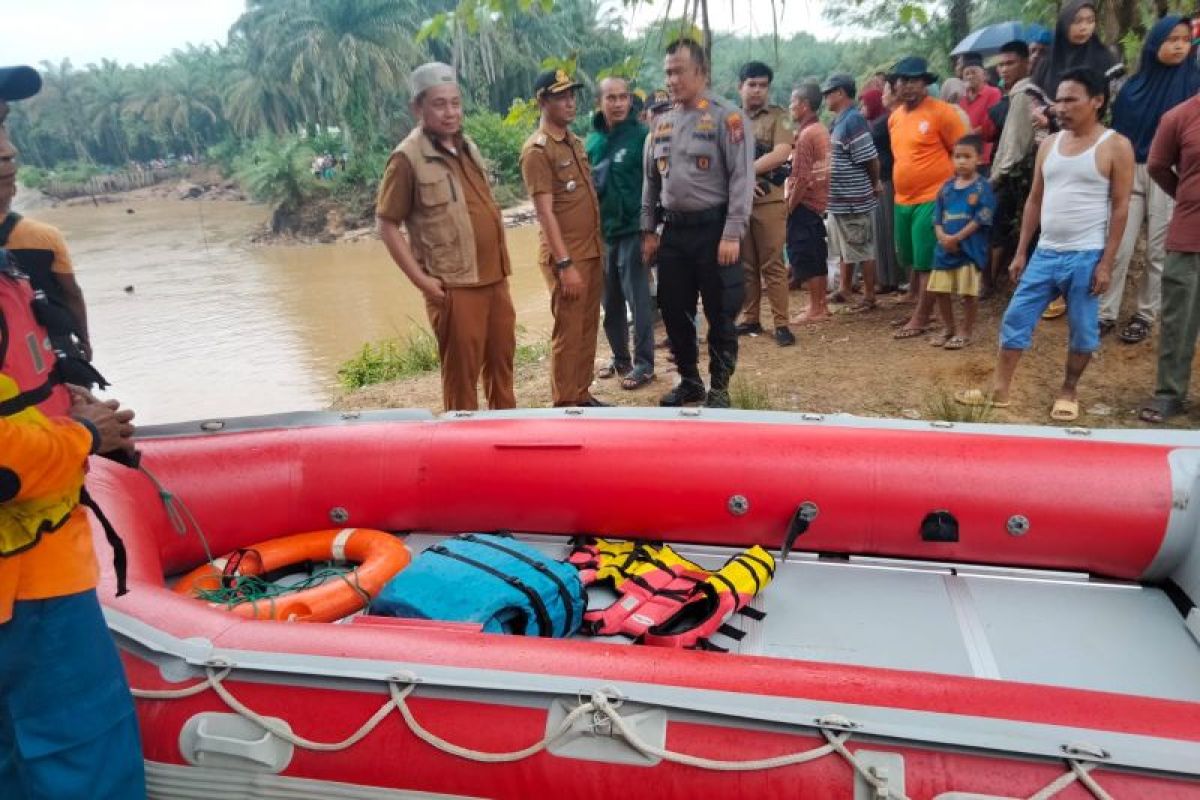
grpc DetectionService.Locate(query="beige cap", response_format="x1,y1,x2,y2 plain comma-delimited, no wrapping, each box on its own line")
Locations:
409,62,457,99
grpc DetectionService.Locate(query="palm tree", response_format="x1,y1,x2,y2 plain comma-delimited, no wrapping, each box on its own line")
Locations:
35,59,96,164
83,59,135,164
131,54,222,158
234,0,420,151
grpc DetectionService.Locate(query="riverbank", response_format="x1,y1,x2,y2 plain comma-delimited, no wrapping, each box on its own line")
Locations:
334,282,1193,430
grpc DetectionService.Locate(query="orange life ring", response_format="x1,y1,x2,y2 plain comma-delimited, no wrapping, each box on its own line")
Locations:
173,528,411,622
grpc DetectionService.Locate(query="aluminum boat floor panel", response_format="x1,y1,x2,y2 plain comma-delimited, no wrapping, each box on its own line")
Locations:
396,534,1200,702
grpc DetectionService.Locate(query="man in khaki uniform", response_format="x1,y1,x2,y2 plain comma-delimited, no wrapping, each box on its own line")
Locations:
520,69,607,407
376,62,516,412
735,61,795,347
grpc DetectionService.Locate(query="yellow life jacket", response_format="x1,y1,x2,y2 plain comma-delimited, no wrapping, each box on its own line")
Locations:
568,539,774,649
0,372,84,556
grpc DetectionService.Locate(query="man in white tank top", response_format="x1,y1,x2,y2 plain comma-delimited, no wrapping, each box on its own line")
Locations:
956,67,1133,421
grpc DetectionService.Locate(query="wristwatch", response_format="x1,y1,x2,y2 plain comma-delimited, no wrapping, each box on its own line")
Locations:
554,257,574,271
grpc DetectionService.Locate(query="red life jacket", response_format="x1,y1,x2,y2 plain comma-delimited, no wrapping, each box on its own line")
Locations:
0,261,70,418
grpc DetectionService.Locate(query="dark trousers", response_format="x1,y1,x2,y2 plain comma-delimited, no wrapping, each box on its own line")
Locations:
658,222,744,388
602,233,655,374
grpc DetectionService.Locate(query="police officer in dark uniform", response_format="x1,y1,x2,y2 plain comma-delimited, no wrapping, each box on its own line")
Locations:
642,38,755,408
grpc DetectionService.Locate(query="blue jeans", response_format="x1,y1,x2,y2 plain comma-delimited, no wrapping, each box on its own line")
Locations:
1001,248,1103,354
0,590,145,800
603,233,655,374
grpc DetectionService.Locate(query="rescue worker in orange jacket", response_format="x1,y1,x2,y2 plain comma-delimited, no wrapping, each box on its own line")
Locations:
0,65,146,800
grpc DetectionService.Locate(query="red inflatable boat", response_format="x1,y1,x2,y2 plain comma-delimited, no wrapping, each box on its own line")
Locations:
88,409,1200,798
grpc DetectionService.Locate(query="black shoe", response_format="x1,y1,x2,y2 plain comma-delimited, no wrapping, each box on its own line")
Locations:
735,322,763,337
659,379,706,407
580,395,612,407
704,388,731,408
774,326,796,347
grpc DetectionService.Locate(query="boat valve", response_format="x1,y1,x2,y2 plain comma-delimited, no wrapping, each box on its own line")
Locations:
1006,515,1030,536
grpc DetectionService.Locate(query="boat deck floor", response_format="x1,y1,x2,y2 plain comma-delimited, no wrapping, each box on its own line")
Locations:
401,533,1200,704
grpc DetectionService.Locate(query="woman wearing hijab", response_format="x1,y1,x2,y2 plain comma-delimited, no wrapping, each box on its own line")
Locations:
1101,15,1200,343
1036,1,1120,88
861,85,901,292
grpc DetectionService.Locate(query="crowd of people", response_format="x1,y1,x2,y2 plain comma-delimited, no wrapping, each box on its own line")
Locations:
312,151,348,180
377,3,1200,422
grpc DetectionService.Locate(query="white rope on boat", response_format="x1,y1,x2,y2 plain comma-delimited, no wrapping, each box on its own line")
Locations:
1029,759,1115,800
128,665,1116,798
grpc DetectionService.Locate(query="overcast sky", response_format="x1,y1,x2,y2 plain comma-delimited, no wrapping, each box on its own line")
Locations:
7,0,851,69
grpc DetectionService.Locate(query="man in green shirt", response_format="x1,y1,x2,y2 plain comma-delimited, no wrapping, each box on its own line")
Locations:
585,77,655,389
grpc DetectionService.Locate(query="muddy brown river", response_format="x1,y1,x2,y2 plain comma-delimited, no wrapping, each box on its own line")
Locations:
25,198,552,423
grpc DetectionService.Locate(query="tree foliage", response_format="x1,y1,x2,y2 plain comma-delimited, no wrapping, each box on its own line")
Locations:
9,0,1182,191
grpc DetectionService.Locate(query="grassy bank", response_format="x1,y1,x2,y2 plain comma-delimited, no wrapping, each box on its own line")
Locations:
338,329,550,391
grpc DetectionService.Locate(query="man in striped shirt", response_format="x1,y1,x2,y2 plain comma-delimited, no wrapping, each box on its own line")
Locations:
822,74,883,312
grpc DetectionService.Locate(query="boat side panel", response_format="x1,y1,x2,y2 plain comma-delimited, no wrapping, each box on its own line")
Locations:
106,419,1174,580
120,656,1200,800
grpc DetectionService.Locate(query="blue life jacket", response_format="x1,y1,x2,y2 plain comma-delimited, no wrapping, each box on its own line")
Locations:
371,534,584,637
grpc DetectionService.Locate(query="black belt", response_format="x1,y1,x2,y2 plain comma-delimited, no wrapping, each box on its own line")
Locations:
662,205,727,227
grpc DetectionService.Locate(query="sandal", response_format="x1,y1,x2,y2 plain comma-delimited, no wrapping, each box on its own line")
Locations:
1138,397,1184,424
954,388,1010,409
893,326,928,340
848,299,877,313
943,336,971,350
1050,398,1079,422
1119,317,1152,344
929,332,952,347
621,370,656,390
597,362,632,379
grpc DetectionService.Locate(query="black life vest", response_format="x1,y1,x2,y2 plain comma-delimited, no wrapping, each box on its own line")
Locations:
0,212,107,390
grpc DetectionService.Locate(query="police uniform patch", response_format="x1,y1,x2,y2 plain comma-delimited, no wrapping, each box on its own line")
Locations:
968,193,978,206
727,112,744,145
697,112,715,132
696,156,711,171
698,99,710,110
657,156,669,175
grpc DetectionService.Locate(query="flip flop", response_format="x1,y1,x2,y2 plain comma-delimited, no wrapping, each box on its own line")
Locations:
929,332,952,347
621,370,656,390
1138,397,1183,424
597,362,631,379
1042,298,1067,320
943,336,971,350
954,388,1010,409
893,326,928,340
1050,398,1080,422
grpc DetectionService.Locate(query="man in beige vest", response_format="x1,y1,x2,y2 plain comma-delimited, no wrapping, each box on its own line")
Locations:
376,62,517,411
